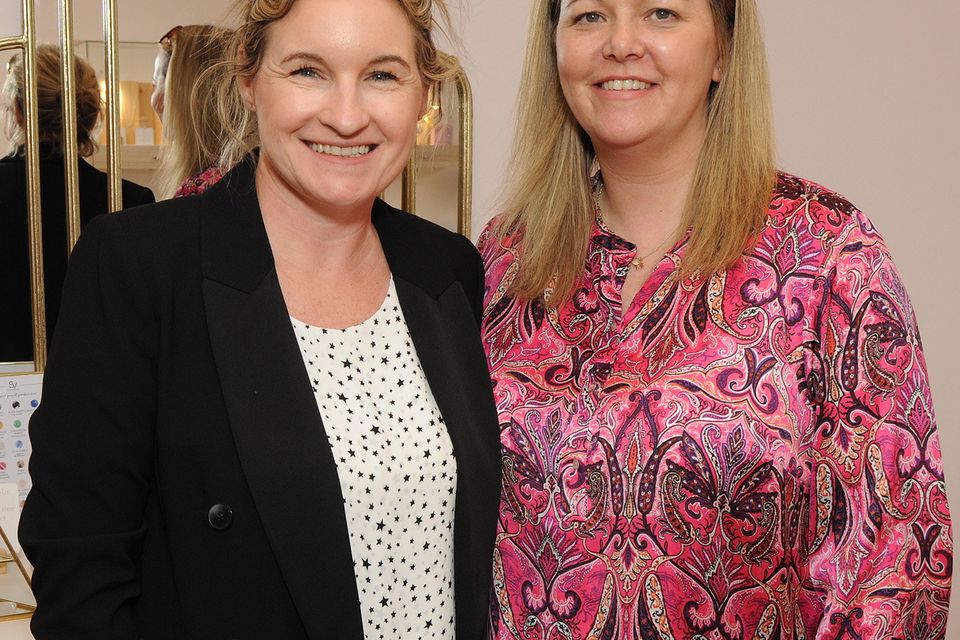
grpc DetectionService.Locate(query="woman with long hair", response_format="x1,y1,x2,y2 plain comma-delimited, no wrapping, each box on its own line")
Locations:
481,0,951,637
151,24,234,198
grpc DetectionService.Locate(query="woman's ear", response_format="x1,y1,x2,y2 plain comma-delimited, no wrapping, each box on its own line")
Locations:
238,74,256,111
236,44,257,111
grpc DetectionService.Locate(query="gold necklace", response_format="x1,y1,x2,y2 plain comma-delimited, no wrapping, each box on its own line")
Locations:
593,182,677,271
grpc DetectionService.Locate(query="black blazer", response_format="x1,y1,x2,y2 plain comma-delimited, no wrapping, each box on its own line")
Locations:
0,145,155,362
19,157,500,640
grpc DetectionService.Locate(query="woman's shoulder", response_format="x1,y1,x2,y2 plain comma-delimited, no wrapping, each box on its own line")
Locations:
73,157,154,206
761,171,884,262
769,171,870,229
120,178,156,207
174,165,225,198
0,153,26,185
0,152,22,169
375,198,476,255
373,199,482,296
79,196,205,266
476,215,523,284
476,215,522,261
60,198,208,312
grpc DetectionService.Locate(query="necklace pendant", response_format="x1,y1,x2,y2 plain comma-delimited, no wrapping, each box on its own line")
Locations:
630,257,643,270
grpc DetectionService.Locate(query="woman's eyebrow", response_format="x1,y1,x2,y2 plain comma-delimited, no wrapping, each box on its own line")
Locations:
278,53,411,71
280,51,326,65
369,55,412,71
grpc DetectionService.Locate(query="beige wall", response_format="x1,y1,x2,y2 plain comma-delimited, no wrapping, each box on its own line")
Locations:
32,0,230,42
448,1,528,237
758,3,960,631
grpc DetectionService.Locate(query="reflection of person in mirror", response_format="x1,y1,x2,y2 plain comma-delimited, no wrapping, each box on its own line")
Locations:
0,44,155,364
152,24,235,199
479,0,952,637
19,0,499,638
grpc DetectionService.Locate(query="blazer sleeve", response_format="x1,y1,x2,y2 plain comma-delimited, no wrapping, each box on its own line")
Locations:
19,214,160,640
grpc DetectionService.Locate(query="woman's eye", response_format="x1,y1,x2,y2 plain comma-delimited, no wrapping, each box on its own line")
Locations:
369,70,398,82
651,8,676,21
293,66,318,78
574,11,603,24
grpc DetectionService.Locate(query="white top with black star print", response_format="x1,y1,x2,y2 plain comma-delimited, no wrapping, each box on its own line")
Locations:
291,278,457,640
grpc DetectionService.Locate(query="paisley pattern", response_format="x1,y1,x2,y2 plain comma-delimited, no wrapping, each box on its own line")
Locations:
173,165,224,198
480,173,951,639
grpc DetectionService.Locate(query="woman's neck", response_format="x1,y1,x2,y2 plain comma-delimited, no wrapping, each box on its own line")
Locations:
255,163,380,277
595,129,704,242
254,161,391,329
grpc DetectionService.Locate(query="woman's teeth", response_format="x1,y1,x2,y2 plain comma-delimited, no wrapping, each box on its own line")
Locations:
309,143,372,157
601,79,651,91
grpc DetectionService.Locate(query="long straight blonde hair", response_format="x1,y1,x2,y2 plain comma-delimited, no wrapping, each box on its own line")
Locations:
155,24,234,198
496,0,776,303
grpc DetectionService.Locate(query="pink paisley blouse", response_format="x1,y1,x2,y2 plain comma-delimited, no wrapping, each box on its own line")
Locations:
479,173,951,640
173,165,224,198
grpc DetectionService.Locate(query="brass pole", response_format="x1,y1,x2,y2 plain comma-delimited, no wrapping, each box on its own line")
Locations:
59,0,82,251
102,0,123,212
401,154,417,215
0,36,24,50
454,68,473,238
22,0,48,371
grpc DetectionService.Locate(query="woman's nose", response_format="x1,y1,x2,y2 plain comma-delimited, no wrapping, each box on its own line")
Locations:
319,85,371,137
602,20,647,61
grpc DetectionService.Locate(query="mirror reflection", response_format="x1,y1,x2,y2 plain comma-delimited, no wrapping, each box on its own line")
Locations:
0,45,156,367
0,0,468,372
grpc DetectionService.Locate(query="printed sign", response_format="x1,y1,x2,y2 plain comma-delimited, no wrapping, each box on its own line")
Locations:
0,374,40,506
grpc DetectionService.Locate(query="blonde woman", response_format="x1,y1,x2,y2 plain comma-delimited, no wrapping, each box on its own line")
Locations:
152,24,233,198
481,0,951,637
20,0,499,637
0,45,154,362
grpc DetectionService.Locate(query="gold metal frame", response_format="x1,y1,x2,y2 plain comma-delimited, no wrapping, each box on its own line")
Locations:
101,0,123,213
0,0,46,373
59,0,82,251
401,67,473,238
0,526,35,620
1,0,123,375
454,67,473,237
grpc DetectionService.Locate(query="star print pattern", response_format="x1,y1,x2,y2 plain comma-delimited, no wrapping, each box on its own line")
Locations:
291,278,456,639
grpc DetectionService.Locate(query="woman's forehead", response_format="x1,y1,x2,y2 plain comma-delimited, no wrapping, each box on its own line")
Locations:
261,0,418,58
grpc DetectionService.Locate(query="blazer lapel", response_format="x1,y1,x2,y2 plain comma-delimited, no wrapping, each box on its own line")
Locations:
200,159,364,639
376,204,501,639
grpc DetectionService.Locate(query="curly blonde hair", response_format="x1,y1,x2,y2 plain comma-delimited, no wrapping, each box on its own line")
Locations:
215,0,460,168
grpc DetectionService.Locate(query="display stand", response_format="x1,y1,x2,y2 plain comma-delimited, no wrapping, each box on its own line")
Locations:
0,527,32,621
